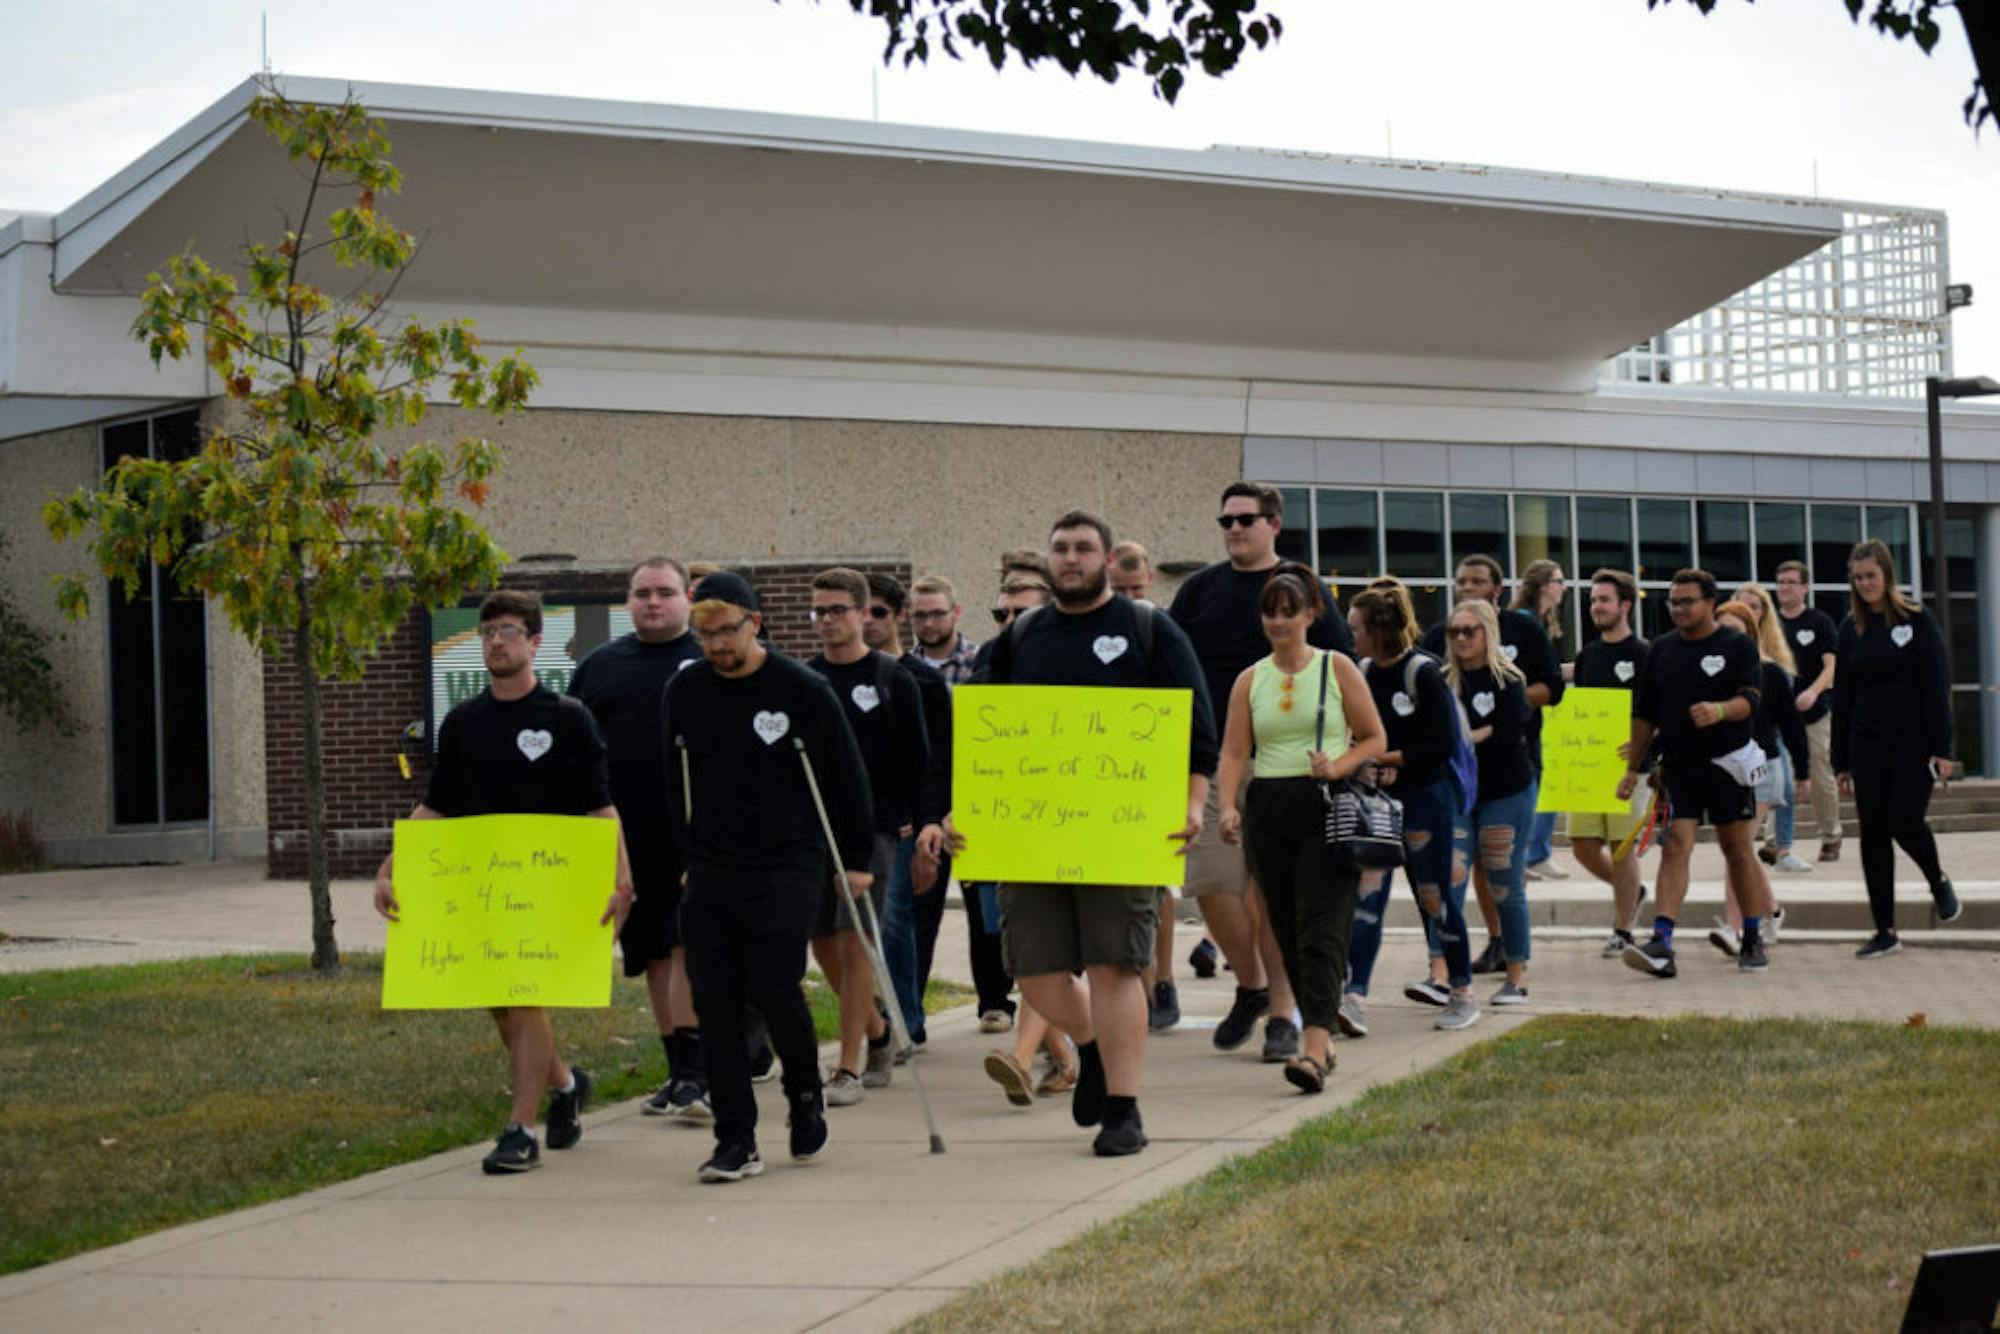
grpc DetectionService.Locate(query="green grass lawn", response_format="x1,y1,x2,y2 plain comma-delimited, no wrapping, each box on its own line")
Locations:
0,952,969,1275
909,1014,2000,1332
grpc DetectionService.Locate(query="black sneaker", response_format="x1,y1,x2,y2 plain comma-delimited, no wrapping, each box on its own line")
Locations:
1621,935,1677,979
1738,932,1769,972
1092,1106,1148,1157
1402,978,1450,1008
481,1124,540,1175
667,1078,712,1122
1212,986,1270,1051
641,1078,678,1117
1149,980,1181,1031
1933,878,1962,925
1856,931,1903,960
1188,937,1218,979
1261,1016,1300,1063
544,1068,593,1150
699,1140,765,1183
788,1090,828,1161
1470,938,1506,974
1757,843,1778,866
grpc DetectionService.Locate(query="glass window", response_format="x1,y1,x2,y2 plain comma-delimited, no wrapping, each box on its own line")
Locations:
1865,505,1912,582
1315,489,1377,585
1575,496,1633,578
1951,692,1984,778
1637,499,1692,584
1404,583,1449,635
1274,486,1311,564
1697,500,1750,584
1639,588,1677,641
1813,589,1851,624
1448,493,1508,573
1383,492,1445,580
1918,508,1979,592
1920,596,1983,685
1754,503,1806,582
1512,495,1571,575
1812,505,1861,585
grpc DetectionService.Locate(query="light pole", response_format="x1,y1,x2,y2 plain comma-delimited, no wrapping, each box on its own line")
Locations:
1924,374,2000,686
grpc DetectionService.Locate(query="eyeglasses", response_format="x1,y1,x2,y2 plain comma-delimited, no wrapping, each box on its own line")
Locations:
864,605,895,621
809,605,857,623
911,609,952,622
1667,596,1707,609
478,623,530,641
1446,625,1481,640
695,616,753,642
1216,513,1265,530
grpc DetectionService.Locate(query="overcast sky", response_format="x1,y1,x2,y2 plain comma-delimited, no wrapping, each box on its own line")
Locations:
5,0,1996,373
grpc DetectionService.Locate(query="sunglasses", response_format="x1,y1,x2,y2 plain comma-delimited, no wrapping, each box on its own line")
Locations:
1216,513,1265,530
1447,625,1482,639
991,606,1020,624
809,605,856,623
864,605,895,621
695,615,752,641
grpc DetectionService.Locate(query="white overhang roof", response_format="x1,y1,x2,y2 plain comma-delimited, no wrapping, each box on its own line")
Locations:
21,75,1844,394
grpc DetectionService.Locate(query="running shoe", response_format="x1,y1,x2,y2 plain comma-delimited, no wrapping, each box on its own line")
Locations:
698,1141,764,1183
481,1124,540,1175
1470,938,1506,974
1933,878,1962,924
1490,981,1530,1006
1773,853,1813,874
862,1039,894,1088
978,1009,1014,1034
1337,993,1369,1039
1092,1106,1148,1157
1855,931,1903,960
1622,934,1678,979
1434,993,1482,1031
641,1078,679,1117
1261,1016,1301,1063
1707,922,1740,959
1738,933,1770,972
1601,930,1635,958
1757,843,1779,866
1525,859,1570,881
1149,980,1182,1031
1403,978,1450,1007
544,1068,593,1151
665,1079,712,1122
1819,839,1842,863
1212,986,1270,1051
788,1090,828,1161
1765,908,1785,945
1188,937,1219,979
824,1068,865,1106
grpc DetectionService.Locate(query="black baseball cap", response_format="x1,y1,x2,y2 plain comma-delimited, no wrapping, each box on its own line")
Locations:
693,569,761,613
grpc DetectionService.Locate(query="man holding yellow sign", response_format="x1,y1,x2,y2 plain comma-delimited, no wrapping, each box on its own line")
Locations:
947,510,1217,1158
374,590,634,1177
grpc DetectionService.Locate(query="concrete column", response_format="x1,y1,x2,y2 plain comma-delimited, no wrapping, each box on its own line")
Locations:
1980,504,2000,777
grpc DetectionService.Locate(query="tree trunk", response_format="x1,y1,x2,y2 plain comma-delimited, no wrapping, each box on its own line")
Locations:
296,608,340,972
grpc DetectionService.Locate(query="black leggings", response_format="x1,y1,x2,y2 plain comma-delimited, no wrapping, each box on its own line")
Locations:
681,876,822,1147
962,882,1015,1017
1849,729,1946,934
1243,777,1359,1034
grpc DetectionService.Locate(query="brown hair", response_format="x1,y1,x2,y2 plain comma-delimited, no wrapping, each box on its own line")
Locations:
1050,509,1114,550
479,589,542,637
1258,560,1326,620
627,556,689,589
912,574,956,601
1509,558,1565,643
998,548,1051,583
1591,568,1638,613
1456,553,1505,594
998,574,1053,603
1110,540,1151,572
1350,585,1418,656
1848,538,1920,631
811,566,871,606
1775,559,1811,584
1221,481,1283,520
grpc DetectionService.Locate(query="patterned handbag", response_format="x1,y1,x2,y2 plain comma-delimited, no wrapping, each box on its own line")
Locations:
1314,654,1406,868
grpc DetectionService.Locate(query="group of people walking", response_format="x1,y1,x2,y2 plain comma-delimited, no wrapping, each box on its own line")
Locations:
371,482,1963,1179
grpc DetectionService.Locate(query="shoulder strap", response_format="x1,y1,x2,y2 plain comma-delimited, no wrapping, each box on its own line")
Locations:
1133,599,1157,667
1403,650,1422,702
1314,651,1329,751
874,651,899,731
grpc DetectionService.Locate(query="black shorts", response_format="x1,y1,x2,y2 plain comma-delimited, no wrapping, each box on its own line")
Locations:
998,884,1159,978
1660,756,1756,828
618,837,684,976
812,834,894,938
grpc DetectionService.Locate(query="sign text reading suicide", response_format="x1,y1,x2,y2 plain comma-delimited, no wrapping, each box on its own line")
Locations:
952,685,1193,886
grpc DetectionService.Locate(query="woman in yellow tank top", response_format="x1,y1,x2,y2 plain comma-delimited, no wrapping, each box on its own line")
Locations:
1217,564,1385,1093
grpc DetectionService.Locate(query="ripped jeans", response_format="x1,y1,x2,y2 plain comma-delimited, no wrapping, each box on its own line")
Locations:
1470,786,1535,965
1346,776,1473,994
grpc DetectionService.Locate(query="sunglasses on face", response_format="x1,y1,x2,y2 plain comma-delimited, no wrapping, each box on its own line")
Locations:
864,605,895,621
1216,513,1265,530
991,607,1020,624
695,616,752,642
809,605,856,623
1447,625,1481,640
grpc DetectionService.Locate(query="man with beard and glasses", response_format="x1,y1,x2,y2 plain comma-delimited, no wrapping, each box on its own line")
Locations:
910,574,980,686
949,511,1217,1156
1564,569,1653,957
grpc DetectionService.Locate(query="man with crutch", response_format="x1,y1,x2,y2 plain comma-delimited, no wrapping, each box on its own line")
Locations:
663,572,877,1183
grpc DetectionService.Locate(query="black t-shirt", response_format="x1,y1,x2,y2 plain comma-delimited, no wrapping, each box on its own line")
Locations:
1455,666,1530,802
1422,608,1563,764
425,682,612,817
1632,626,1762,762
1360,649,1456,790
987,596,1220,777
1167,561,1354,727
1755,661,1810,771
808,651,931,835
1779,606,1839,724
1830,607,1952,771
662,652,875,882
1572,633,1648,691
902,650,952,826
567,632,701,863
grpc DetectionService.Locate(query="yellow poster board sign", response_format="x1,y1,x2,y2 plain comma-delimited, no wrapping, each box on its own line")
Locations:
1536,686,1634,815
381,815,616,1010
952,684,1193,887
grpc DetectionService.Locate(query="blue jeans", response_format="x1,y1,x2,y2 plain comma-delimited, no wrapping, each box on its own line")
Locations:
1472,787,1535,965
1347,776,1473,993
1772,748,1797,848
1526,807,1557,866
878,834,925,1038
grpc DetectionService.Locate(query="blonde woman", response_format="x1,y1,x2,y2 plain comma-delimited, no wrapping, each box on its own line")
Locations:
1735,581,1811,872
1444,601,1535,1007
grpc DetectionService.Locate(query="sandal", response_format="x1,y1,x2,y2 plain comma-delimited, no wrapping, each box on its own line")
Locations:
983,1050,1034,1107
1283,1051,1332,1095
1034,1062,1079,1098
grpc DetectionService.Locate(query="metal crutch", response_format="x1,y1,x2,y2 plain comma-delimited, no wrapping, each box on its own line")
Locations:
794,737,946,1154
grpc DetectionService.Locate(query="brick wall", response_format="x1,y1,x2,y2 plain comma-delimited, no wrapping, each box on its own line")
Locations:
264,558,910,877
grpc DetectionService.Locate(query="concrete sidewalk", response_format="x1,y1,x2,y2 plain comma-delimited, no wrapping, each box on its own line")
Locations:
2,838,1998,1331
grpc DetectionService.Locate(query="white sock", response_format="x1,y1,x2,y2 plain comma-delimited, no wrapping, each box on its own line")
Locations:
555,1075,576,1095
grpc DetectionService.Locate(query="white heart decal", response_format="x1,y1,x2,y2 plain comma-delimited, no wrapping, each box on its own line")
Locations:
1392,691,1416,717
1795,629,1815,646
1092,635,1129,665
1614,659,1636,683
1501,643,1520,663
1891,624,1914,648
753,711,790,745
1472,690,1495,717
516,729,553,762
1700,655,1725,677
851,684,881,713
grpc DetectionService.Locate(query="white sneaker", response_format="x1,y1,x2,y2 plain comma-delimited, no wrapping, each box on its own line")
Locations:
1707,922,1740,958
823,1068,865,1106
1601,932,1634,958
1525,859,1570,881
1337,993,1370,1039
1765,908,1784,945
1490,981,1530,1006
978,1009,1013,1034
1773,853,1812,874
1434,993,1482,1031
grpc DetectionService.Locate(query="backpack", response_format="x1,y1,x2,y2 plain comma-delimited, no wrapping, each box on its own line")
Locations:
1384,650,1478,818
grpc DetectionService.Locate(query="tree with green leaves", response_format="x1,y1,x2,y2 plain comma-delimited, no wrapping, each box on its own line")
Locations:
0,530,81,739
45,79,537,972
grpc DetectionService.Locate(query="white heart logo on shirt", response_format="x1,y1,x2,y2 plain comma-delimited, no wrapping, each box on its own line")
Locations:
1614,659,1636,683
851,684,881,712
1795,629,1815,646
1392,691,1416,717
1501,643,1520,663
1092,635,1129,665
753,711,790,745
1472,691,1495,718
1700,655,1725,677
516,729,553,762
1891,624,1914,648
